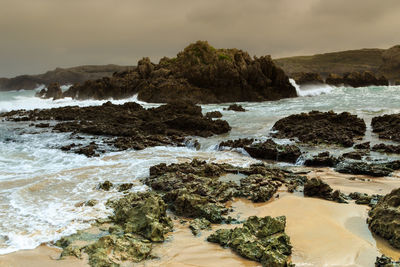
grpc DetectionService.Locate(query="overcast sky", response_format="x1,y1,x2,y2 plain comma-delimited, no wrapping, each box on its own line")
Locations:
1,0,399,77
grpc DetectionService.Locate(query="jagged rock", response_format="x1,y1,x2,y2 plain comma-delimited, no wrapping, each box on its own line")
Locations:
272,111,366,147
189,218,211,236
2,101,230,154
76,142,99,157
108,192,173,242
98,181,113,191
304,178,333,199
62,41,297,103
292,72,324,85
117,183,134,192
219,138,255,149
354,142,370,150
335,162,394,177
226,104,246,112
325,71,388,87
375,255,400,267
342,151,367,160
207,216,293,267
35,82,63,100
348,192,382,207
368,188,400,249
244,139,301,163
372,114,400,142
205,111,223,118
372,143,400,154
304,152,342,167
86,234,152,267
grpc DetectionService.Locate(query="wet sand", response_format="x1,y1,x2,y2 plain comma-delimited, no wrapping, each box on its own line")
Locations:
2,169,400,267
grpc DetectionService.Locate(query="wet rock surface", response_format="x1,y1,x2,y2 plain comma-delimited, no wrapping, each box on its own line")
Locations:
348,192,382,207
335,161,398,177
226,104,246,112
189,218,211,236
62,41,297,103
35,82,63,100
272,111,366,147
375,255,400,267
372,114,400,142
372,143,400,154
292,72,324,85
304,178,347,203
205,111,223,118
304,152,342,167
1,101,231,155
207,215,293,267
354,142,371,150
368,188,400,249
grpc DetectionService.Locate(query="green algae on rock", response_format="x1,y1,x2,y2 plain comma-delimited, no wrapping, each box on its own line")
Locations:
108,192,173,242
368,188,400,249
207,216,293,267
189,218,212,236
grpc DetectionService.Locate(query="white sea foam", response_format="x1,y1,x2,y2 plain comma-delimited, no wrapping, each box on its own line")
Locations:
289,78,336,97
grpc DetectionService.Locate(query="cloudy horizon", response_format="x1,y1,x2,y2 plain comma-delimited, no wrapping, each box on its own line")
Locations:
1,0,400,77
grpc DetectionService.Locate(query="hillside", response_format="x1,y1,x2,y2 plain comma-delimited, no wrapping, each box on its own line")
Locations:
274,45,400,82
0,64,134,91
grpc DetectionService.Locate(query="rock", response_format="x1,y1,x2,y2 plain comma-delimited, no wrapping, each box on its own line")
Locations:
272,111,366,147
62,41,297,103
292,72,324,85
86,234,152,266
205,111,223,118
189,218,211,236
207,216,293,267
98,181,113,191
108,192,173,242
372,114,400,142
117,183,134,192
375,255,400,267
85,199,99,207
348,192,382,207
219,138,255,149
2,101,231,154
325,73,343,86
304,178,333,199
368,188,400,249
35,82,63,100
304,152,342,167
35,123,50,128
244,139,301,163
76,142,99,157
342,151,367,160
372,143,400,154
354,142,370,150
226,104,246,112
335,162,393,177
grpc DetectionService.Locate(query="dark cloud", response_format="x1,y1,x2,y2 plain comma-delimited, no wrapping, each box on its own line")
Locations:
0,0,399,77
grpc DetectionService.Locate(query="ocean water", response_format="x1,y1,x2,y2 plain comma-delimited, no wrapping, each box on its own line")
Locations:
1,81,400,254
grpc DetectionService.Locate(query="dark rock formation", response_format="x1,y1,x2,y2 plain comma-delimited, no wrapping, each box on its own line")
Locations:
62,41,297,103
335,162,395,177
292,72,324,85
219,138,255,149
368,188,400,249
226,104,246,112
325,73,344,86
342,151,368,160
304,152,342,167
325,72,388,87
348,192,382,207
375,255,400,267
304,178,347,203
205,111,223,118
207,216,293,266
243,139,301,163
272,111,366,147
372,114,400,142
2,101,231,155
372,143,400,154
354,142,370,150
35,82,63,100
0,65,133,91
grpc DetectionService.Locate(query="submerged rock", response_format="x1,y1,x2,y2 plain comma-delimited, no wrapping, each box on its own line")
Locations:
372,114,400,142
272,111,366,147
372,143,400,154
207,216,293,267
226,104,246,112
62,41,297,103
354,142,371,150
205,111,223,118
368,188,400,249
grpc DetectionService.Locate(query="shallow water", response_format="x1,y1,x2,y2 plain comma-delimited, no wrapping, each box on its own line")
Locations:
1,82,400,260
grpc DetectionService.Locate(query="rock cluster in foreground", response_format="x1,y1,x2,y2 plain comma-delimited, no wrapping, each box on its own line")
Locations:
208,216,294,267
272,111,366,147
60,41,297,103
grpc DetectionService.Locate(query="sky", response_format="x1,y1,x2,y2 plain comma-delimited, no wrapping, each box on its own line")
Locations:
1,0,400,77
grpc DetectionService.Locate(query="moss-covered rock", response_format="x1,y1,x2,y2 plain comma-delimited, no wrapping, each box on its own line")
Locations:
368,188,400,248
189,218,211,236
108,192,173,242
207,216,293,267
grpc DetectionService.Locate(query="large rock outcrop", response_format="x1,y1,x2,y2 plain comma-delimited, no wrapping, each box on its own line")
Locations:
372,114,400,142
62,41,297,103
325,71,388,87
272,111,366,147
